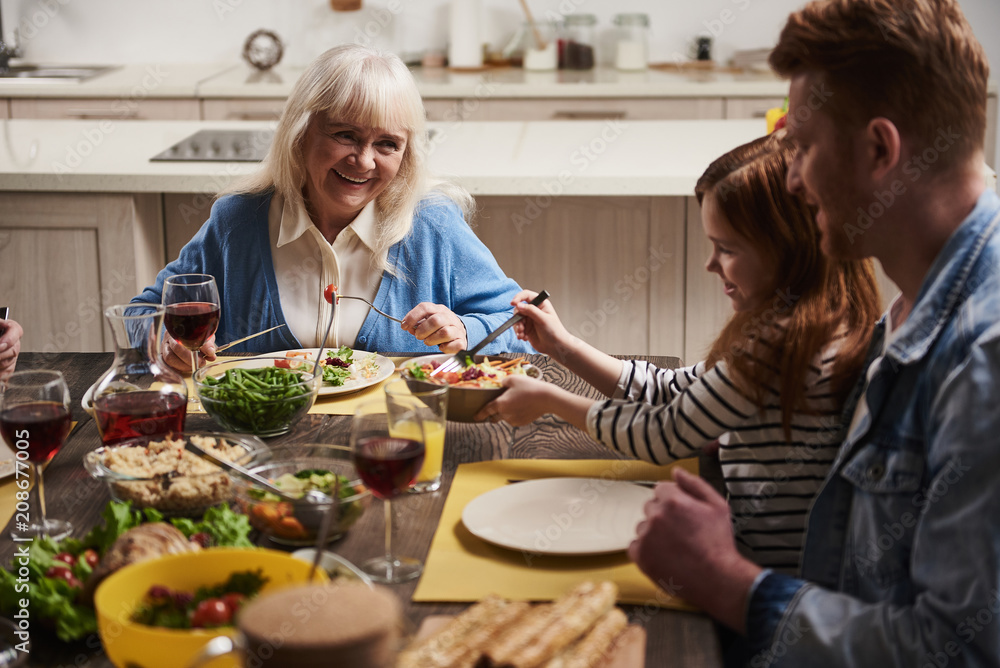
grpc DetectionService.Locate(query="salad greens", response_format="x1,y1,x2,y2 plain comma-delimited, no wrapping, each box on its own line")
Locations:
321,345,354,386
0,500,254,642
247,469,356,503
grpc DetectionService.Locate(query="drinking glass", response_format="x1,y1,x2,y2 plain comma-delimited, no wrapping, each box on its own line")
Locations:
162,274,221,395
385,379,447,494
351,400,425,583
1,370,72,540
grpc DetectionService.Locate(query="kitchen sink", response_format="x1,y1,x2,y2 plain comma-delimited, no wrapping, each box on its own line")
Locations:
0,64,119,82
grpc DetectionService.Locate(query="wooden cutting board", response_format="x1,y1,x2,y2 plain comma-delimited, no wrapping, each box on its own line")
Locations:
414,615,646,667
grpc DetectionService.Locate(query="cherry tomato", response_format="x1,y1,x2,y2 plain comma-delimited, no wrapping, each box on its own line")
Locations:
80,549,99,569
222,593,247,615
46,565,81,588
189,532,212,548
323,284,337,304
190,598,233,628
53,552,77,567
274,359,292,369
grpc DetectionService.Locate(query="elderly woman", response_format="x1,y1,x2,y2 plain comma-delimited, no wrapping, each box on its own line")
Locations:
132,44,531,371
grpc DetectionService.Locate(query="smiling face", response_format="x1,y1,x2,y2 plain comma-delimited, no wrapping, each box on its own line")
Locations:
785,73,867,260
301,114,408,237
701,191,775,312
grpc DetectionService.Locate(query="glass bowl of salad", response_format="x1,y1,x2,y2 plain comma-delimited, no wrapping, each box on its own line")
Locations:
399,353,543,422
230,443,371,545
193,357,321,437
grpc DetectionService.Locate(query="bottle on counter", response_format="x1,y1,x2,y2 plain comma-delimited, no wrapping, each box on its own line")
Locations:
613,13,649,71
559,14,596,70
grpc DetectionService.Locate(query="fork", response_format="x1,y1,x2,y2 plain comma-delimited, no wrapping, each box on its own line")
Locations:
335,295,403,324
430,290,550,377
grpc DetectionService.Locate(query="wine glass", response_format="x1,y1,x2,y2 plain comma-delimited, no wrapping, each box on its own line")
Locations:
351,400,426,584
1,370,73,540
162,274,220,400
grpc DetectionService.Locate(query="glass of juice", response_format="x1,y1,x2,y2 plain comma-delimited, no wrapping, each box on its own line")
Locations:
385,380,447,494
0,369,73,540
351,400,425,584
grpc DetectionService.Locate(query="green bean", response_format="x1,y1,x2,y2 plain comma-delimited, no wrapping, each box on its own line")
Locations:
198,365,313,435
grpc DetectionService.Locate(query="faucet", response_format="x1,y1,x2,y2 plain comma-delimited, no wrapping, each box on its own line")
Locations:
0,10,22,74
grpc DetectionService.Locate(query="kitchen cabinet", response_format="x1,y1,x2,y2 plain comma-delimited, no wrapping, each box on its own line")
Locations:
723,97,786,120
201,98,286,121
10,98,200,120
0,192,164,352
0,100,8,119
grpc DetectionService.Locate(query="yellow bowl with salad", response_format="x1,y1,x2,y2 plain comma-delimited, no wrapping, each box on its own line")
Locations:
400,353,542,422
94,548,326,668
193,357,321,437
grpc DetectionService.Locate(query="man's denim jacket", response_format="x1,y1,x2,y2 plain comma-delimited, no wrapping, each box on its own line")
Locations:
743,189,1000,667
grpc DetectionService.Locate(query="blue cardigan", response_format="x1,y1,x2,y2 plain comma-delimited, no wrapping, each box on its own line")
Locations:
132,192,534,355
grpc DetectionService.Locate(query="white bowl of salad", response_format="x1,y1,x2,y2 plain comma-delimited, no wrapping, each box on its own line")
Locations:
399,353,542,422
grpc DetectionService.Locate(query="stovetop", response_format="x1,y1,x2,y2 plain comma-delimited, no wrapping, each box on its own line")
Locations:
150,129,274,162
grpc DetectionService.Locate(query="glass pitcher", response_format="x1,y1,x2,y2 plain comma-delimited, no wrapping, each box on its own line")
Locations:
90,304,187,445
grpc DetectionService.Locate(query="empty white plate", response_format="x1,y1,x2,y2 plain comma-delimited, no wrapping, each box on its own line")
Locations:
461,478,654,556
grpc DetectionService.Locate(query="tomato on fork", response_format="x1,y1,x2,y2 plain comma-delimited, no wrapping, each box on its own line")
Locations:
323,284,338,305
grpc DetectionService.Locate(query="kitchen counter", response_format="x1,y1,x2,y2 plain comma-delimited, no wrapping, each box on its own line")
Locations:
0,117,765,194
0,62,796,99
0,62,237,98
197,63,798,99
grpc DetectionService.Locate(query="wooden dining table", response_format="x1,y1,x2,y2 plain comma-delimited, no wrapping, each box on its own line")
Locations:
1,351,725,667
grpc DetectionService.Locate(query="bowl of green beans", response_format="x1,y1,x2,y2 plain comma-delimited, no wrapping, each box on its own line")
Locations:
193,357,321,437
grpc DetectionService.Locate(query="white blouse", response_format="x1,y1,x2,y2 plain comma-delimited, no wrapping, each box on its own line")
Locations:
268,194,387,348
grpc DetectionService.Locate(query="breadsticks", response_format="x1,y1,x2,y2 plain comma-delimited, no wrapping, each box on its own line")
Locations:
399,581,632,668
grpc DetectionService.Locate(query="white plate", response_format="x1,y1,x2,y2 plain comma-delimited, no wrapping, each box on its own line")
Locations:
255,348,394,397
461,478,654,556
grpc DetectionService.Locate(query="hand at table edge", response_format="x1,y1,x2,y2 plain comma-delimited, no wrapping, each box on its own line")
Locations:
629,468,763,634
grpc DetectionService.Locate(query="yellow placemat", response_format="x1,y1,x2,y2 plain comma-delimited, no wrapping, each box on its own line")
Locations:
412,458,699,610
0,421,78,530
186,356,410,416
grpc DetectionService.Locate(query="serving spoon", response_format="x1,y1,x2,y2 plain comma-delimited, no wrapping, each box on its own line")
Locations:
183,440,331,506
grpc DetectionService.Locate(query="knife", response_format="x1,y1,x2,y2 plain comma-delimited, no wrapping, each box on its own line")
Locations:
215,324,287,353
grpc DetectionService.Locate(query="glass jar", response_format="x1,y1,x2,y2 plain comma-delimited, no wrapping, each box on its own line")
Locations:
520,20,559,71
613,13,649,71
91,304,188,445
559,14,596,70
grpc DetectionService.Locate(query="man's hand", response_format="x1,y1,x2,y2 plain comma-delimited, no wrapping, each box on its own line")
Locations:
401,302,467,353
0,319,23,382
628,468,762,633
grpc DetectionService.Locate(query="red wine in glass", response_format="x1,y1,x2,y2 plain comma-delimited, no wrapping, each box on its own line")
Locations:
354,436,425,499
0,401,71,464
164,302,220,350
94,391,187,445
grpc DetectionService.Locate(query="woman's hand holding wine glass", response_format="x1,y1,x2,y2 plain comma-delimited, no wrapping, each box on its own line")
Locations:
162,274,221,376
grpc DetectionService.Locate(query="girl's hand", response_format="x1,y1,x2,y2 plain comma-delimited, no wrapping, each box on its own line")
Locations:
401,303,468,353
509,290,576,361
475,375,557,426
